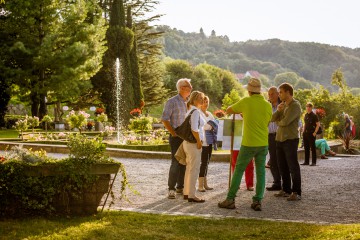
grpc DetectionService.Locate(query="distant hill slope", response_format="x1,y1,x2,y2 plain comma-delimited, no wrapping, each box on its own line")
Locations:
158,26,360,88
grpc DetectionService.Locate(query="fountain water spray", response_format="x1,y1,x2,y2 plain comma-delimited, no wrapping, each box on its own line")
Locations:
115,58,122,143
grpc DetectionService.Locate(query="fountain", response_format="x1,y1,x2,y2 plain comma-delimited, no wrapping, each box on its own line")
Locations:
115,58,123,143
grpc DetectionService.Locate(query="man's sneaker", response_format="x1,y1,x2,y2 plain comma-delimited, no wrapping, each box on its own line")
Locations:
168,190,176,199
176,188,183,195
287,192,301,201
251,201,262,211
274,190,290,197
218,199,236,209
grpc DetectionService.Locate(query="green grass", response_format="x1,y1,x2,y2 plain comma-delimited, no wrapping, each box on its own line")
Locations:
0,211,359,240
0,129,19,138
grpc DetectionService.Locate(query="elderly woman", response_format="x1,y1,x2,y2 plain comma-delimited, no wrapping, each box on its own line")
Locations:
198,96,218,192
183,91,206,203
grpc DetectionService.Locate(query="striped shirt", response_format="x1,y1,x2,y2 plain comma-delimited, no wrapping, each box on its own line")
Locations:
268,102,278,134
161,94,188,129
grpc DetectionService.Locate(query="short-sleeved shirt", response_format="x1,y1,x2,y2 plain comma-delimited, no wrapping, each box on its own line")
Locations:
231,94,272,147
304,111,319,134
161,94,187,129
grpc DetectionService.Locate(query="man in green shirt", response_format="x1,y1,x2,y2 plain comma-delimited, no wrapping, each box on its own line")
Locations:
271,83,302,201
218,78,272,211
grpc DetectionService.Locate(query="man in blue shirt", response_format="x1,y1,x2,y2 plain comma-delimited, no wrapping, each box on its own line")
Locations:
162,78,192,199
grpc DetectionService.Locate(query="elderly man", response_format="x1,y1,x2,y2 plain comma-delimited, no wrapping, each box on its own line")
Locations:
272,83,302,201
266,86,282,191
162,78,192,199
218,78,272,211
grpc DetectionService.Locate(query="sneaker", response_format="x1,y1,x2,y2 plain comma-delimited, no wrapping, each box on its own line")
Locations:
274,190,290,197
176,188,183,195
251,201,262,211
168,190,176,199
218,199,236,209
287,192,301,201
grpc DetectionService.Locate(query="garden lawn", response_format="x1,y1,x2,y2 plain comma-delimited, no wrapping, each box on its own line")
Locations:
0,129,19,139
0,211,359,240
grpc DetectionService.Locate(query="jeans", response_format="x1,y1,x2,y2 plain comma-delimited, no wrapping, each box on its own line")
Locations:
168,135,186,190
199,144,212,177
276,139,302,195
227,145,268,202
268,133,281,187
303,132,316,164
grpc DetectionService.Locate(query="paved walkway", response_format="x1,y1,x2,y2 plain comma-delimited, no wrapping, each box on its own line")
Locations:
109,155,360,224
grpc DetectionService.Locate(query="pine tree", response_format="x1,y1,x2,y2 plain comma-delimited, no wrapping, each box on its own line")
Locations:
127,6,144,109
1,0,107,119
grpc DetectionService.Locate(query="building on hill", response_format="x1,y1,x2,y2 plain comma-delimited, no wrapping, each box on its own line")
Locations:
235,71,261,81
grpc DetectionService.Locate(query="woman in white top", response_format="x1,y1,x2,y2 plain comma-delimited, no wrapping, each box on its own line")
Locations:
198,96,216,192
183,91,206,203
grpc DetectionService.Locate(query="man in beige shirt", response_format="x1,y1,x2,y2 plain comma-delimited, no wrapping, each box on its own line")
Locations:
271,83,302,201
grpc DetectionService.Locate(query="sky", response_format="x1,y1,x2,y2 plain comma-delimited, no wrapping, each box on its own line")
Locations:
149,0,360,49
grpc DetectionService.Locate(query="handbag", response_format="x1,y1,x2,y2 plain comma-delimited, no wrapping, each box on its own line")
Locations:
175,109,197,143
174,142,187,165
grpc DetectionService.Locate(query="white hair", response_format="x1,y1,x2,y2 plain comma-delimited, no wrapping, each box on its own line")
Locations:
176,78,191,92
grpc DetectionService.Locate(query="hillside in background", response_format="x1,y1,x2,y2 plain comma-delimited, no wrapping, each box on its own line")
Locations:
158,26,360,89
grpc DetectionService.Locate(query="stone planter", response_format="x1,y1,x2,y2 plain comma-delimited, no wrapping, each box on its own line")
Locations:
55,122,65,131
95,122,104,131
23,163,121,216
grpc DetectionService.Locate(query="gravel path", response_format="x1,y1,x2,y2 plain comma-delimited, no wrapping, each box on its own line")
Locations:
13,151,359,224
108,155,360,224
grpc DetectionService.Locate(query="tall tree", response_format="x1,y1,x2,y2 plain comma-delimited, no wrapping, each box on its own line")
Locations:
331,67,348,96
1,0,107,119
92,0,134,124
127,6,144,109
127,0,169,107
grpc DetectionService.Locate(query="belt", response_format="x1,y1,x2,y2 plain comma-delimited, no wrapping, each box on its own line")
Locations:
269,133,276,135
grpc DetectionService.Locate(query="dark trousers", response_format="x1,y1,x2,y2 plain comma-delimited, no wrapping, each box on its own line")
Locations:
303,132,316,164
168,135,186,190
268,134,281,187
199,144,212,177
276,139,302,196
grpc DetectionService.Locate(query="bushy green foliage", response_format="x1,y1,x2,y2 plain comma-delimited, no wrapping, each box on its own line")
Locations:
128,116,153,133
0,138,127,217
65,110,90,133
96,113,108,123
221,89,243,110
27,116,40,133
67,134,108,161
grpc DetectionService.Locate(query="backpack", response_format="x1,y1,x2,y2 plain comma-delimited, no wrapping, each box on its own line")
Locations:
175,109,197,143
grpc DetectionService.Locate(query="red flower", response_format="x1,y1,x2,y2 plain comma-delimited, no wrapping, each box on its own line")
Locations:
214,109,226,118
95,108,105,115
0,156,6,163
315,108,326,119
130,108,142,117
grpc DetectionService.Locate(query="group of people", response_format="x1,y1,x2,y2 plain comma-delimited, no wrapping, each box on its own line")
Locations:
162,77,337,211
161,78,217,203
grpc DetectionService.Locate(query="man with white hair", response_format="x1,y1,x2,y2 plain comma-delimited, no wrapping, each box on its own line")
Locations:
162,78,192,199
218,78,272,211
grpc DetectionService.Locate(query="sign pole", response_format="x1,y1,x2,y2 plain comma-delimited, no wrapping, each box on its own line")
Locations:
228,114,235,189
